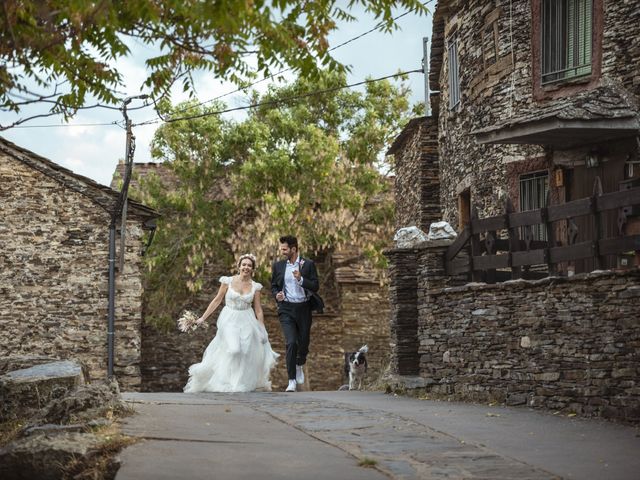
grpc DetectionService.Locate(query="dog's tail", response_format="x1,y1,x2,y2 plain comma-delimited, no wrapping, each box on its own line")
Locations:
359,345,369,354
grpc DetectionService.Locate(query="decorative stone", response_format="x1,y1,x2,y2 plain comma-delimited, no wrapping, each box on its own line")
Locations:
393,226,429,248
427,221,457,240
39,380,123,424
520,336,531,348
0,360,87,421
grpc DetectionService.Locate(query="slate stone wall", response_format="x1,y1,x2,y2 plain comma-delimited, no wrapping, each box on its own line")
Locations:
419,268,640,423
392,117,440,232
0,153,147,390
386,237,640,422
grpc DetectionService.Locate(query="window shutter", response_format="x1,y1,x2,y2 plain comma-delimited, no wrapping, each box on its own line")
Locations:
542,0,592,84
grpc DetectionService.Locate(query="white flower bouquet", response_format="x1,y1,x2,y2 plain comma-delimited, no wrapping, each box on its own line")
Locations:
177,310,206,333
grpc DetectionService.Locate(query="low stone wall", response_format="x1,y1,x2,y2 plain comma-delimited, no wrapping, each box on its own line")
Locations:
420,269,640,423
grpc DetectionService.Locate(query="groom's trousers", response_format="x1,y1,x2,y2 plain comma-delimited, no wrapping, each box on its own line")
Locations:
278,301,312,380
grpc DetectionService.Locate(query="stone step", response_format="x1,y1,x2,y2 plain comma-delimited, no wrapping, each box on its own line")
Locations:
0,360,87,421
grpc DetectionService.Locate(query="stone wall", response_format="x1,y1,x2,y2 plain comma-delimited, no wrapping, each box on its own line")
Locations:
419,269,640,423
386,238,640,422
0,147,150,390
389,117,440,231
386,248,420,375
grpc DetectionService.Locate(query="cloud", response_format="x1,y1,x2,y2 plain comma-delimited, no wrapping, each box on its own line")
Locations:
0,8,432,188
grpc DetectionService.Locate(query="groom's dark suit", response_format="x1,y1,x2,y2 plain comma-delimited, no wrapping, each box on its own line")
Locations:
271,257,322,381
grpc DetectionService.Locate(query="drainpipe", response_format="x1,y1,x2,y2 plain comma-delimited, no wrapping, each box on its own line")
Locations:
423,36,430,117
107,94,148,379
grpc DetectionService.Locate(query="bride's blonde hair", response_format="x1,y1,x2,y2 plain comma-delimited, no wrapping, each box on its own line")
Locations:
237,253,257,269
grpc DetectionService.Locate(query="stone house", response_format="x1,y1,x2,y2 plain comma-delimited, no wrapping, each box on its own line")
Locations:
386,0,640,422
113,162,392,392
0,137,158,390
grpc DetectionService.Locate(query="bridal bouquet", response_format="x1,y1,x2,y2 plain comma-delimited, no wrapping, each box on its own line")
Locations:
177,310,206,333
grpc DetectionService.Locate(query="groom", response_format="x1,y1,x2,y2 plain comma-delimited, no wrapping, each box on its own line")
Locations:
271,235,322,392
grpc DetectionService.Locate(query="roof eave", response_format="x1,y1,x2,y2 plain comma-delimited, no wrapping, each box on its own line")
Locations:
474,117,640,148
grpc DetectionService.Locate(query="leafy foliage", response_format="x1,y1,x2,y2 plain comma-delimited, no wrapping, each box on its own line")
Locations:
133,71,414,329
0,0,427,120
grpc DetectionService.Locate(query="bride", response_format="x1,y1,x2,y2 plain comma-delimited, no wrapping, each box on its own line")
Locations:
184,254,279,393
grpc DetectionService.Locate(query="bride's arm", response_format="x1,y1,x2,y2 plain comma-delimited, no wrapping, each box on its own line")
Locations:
253,290,265,325
197,284,228,324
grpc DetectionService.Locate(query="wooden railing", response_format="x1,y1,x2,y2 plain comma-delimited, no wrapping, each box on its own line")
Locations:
446,178,640,283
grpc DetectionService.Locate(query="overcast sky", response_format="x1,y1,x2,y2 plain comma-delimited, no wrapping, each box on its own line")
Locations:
0,6,433,187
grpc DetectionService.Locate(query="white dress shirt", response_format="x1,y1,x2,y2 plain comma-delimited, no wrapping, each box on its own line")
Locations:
284,256,306,303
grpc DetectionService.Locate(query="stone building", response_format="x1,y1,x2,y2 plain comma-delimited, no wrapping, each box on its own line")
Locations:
386,0,640,422
113,162,392,392
0,137,158,390
431,0,640,261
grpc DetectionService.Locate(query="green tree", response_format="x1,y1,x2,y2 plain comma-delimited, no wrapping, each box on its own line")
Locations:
227,72,410,273
1,0,426,123
136,71,413,329
132,99,236,328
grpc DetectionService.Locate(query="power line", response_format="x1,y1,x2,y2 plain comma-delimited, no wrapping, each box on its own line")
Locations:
141,0,435,121
11,121,123,129
6,1,432,130
137,69,422,126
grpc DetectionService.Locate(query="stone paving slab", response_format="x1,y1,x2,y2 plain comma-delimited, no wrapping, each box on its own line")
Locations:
295,391,640,480
119,391,640,480
117,394,387,480
240,394,554,479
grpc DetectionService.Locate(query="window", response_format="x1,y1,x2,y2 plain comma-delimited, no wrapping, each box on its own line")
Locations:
448,36,460,109
519,171,549,240
541,0,593,85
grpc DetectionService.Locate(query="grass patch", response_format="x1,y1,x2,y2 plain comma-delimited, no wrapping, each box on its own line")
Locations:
62,429,139,480
0,419,27,447
358,457,378,468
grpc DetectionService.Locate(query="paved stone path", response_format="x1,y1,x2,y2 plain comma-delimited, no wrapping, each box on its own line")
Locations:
117,391,640,480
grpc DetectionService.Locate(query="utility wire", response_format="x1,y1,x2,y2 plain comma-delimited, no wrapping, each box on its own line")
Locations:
138,69,422,126
6,0,432,130
11,121,123,129
154,0,435,119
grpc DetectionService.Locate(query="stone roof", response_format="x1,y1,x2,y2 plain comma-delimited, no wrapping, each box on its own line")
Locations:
111,161,231,202
387,116,429,155
473,83,640,136
0,136,158,220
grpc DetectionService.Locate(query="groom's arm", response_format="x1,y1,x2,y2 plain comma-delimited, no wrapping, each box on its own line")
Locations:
301,260,319,293
271,261,281,298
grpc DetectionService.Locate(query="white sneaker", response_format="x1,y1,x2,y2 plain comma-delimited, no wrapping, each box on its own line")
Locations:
296,365,305,384
285,380,297,392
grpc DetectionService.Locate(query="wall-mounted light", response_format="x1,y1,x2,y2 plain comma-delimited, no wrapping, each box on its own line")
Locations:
585,150,600,169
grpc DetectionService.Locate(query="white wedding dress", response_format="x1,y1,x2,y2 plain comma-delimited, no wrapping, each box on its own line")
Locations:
184,276,279,393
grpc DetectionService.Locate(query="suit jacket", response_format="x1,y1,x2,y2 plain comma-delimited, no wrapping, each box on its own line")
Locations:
271,257,324,313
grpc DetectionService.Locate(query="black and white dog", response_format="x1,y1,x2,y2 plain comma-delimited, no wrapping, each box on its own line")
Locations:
344,345,368,390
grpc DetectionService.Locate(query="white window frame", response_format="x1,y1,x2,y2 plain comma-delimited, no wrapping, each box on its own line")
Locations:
447,35,461,110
